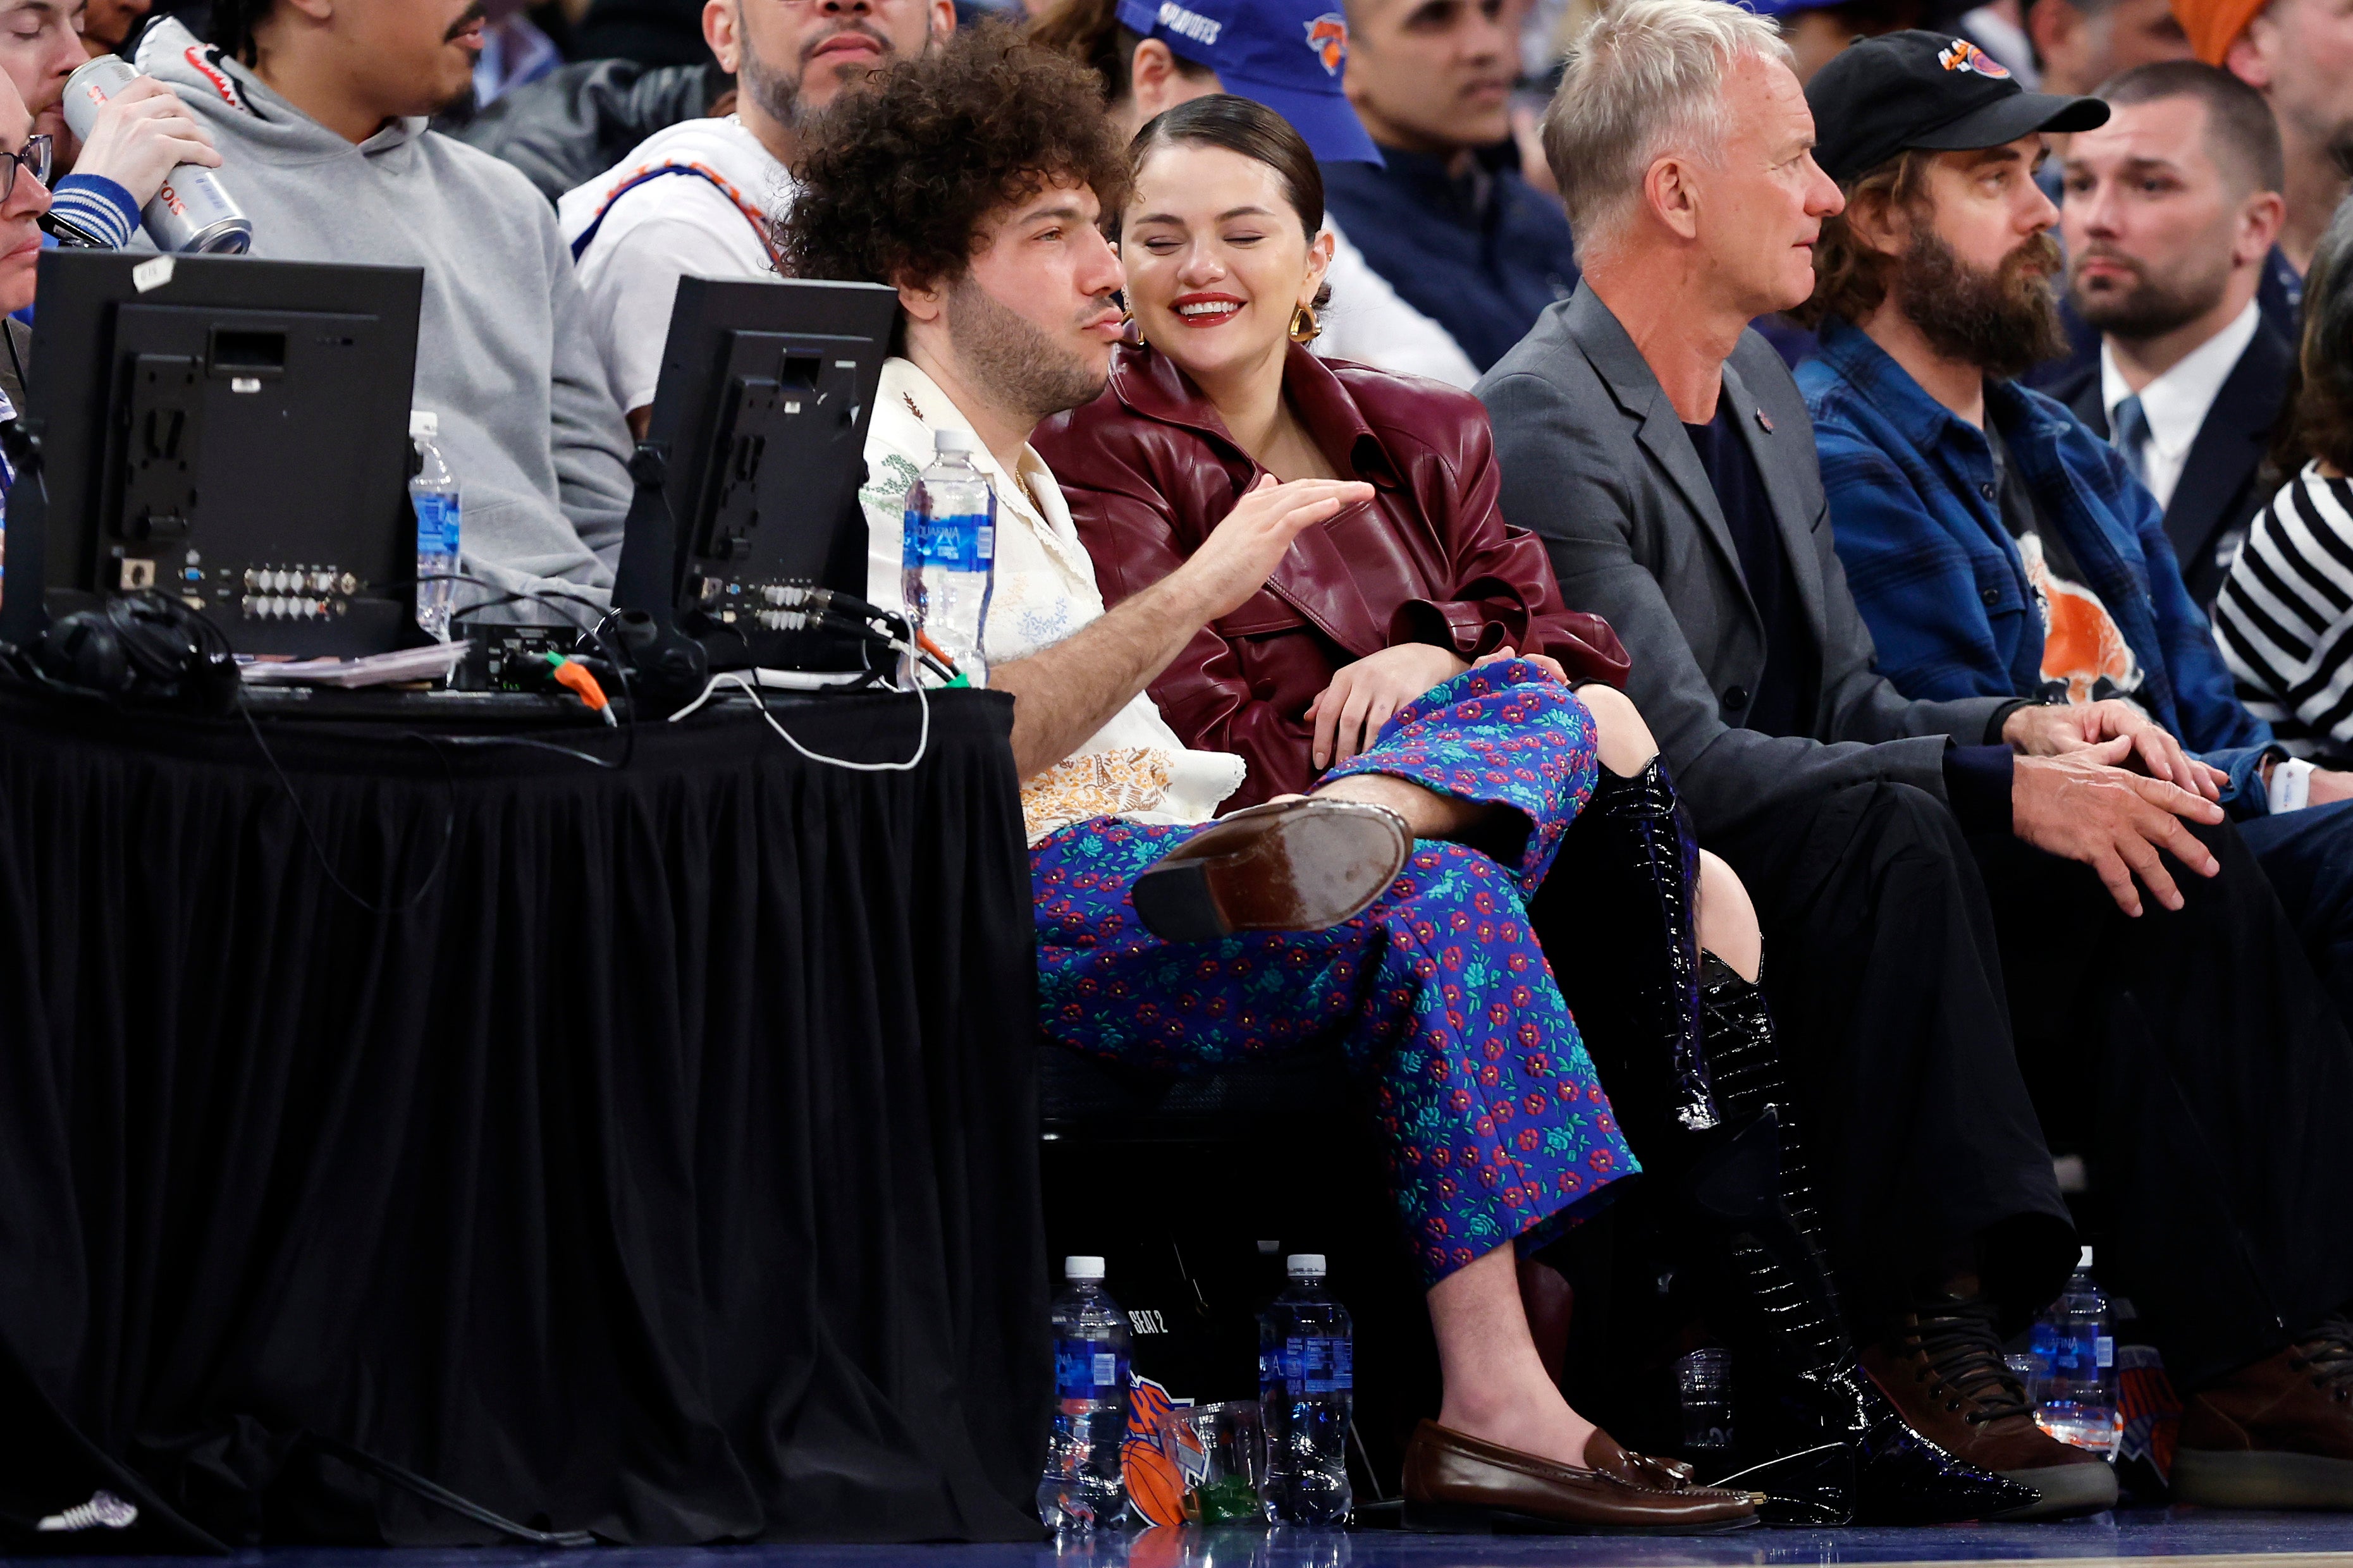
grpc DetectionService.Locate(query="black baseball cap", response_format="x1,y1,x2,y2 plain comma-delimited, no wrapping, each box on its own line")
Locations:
1803,30,2110,185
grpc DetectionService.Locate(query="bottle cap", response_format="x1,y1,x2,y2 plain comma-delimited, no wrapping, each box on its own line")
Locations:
933,429,974,456
2079,1246,2094,1269
1286,1254,1327,1278
409,410,439,439
1064,1256,1105,1282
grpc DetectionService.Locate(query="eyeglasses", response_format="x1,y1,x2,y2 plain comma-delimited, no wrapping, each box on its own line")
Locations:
0,136,52,205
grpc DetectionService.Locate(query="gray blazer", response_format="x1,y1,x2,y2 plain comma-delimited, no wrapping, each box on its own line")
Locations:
1477,283,2008,838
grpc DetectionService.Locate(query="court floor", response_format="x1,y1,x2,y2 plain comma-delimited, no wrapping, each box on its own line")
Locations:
54,1507,2353,1568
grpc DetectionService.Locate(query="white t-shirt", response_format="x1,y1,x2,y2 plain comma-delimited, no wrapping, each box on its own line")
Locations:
558,116,794,419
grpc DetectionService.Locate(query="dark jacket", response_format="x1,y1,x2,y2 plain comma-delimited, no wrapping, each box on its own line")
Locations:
1036,341,1630,808
1475,284,2008,840
1321,146,1578,375
1799,315,2275,812
445,58,725,203
2043,318,2292,609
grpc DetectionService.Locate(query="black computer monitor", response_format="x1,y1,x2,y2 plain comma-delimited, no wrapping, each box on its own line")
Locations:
3,250,424,656
612,274,897,670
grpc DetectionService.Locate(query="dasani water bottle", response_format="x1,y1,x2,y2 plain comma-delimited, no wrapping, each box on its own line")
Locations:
1038,1256,1131,1531
2030,1246,2121,1458
410,412,461,641
1260,1254,1353,1525
900,429,995,687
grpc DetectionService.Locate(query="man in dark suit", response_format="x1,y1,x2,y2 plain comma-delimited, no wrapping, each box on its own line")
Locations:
1483,0,2353,1516
2051,60,2292,606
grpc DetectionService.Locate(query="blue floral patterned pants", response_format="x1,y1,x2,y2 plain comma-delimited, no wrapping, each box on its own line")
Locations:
1033,662,1639,1288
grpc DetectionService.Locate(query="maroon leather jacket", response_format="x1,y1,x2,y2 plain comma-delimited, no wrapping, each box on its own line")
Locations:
1035,341,1630,808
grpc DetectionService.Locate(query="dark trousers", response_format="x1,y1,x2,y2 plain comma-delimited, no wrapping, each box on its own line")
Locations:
1713,781,2353,1389
2240,797,2353,1031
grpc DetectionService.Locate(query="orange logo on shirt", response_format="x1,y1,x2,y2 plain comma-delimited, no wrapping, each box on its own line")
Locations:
2019,536,2141,704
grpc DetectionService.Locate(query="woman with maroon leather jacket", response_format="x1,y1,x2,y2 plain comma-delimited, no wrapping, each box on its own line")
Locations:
1033,95,2030,1528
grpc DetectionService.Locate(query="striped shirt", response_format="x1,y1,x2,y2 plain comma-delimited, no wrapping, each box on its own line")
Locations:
2215,462,2353,756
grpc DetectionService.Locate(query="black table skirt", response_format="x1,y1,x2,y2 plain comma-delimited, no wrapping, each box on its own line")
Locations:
0,683,1047,1547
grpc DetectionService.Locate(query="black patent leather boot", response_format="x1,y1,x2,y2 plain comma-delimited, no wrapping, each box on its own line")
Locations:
1547,756,1722,1137
1549,762,2030,1524
1692,959,2038,1526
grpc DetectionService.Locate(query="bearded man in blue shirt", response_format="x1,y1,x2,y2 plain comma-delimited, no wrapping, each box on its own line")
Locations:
1795,31,2353,1024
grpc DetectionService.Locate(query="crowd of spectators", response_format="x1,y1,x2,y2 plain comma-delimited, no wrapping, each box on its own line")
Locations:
18,0,2353,1531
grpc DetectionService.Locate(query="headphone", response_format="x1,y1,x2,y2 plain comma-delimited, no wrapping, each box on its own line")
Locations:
34,593,240,716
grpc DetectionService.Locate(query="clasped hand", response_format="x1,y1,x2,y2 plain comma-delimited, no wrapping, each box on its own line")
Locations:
2003,701,2225,917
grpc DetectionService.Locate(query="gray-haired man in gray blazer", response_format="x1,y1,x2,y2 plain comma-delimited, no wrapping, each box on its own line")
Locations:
1482,0,2353,1518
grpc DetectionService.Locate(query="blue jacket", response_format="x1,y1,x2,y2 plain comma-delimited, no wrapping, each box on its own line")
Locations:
1322,146,1577,374
1797,314,2277,810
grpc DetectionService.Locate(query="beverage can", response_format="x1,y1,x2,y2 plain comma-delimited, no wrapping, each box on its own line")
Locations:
63,56,252,254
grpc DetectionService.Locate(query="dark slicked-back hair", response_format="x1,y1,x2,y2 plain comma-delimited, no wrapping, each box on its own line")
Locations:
783,22,1127,293
2096,60,2285,195
211,0,266,64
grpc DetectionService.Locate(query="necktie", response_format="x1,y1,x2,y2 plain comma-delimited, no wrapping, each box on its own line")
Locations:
2111,393,2152,487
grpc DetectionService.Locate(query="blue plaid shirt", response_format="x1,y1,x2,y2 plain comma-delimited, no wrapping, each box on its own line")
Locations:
1796,314,2275,804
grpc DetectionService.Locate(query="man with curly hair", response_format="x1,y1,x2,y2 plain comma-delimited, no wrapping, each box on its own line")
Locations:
782,25,1769,1533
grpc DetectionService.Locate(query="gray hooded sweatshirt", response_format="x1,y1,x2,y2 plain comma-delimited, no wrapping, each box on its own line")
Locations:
137,21,634,611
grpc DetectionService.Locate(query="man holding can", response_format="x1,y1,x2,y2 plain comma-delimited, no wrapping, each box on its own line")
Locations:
0,0,221,254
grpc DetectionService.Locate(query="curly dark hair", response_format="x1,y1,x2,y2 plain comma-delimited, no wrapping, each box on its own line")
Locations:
782,22,1128,294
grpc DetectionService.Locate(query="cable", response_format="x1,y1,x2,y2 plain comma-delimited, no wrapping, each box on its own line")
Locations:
237,698,460,917
668,656,931,773
434,572,642,771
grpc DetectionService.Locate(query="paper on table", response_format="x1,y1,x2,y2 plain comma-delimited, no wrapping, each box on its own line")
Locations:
239,641,472,689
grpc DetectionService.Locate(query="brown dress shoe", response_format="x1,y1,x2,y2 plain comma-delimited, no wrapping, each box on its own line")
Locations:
1400,1419,1760,1534
2177,1316,2353,1508
1131,799,1410,941
1860,1292,2116,1519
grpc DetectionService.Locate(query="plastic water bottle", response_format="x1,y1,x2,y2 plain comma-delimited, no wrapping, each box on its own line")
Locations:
899,429,995,687
1259,1254,1353,1526
2030,1246,2120,1459
1038,1256,1131,1531
410,412,461,641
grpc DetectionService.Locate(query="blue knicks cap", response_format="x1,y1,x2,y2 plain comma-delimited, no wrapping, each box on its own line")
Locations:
1114,0,1384,164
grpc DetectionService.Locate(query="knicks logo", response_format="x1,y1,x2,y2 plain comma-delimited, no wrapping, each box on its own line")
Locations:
1937,38,2012,77
1121,1373,1191,1527
1305,13,1349,75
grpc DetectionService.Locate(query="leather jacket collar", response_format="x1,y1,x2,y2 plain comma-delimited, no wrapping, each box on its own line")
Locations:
1103,340,1403,492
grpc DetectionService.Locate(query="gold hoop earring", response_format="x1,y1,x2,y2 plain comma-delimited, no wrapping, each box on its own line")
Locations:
1289,303,1320,344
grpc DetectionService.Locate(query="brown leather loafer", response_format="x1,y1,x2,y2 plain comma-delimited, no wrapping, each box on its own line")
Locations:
1399,1420,1762,1534
2176,1317,2353,1509
1131,799,1411,942
1862,1290,2116,1519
